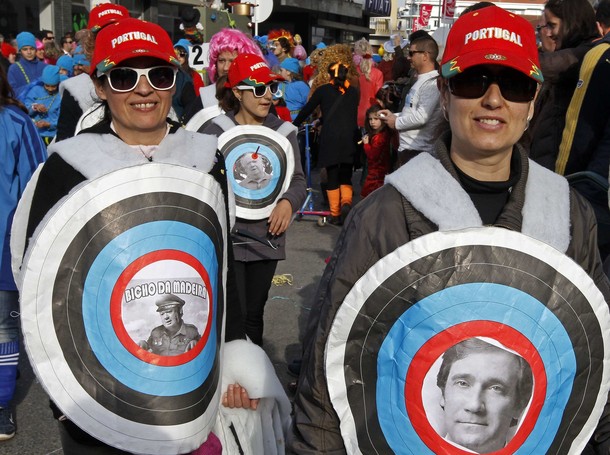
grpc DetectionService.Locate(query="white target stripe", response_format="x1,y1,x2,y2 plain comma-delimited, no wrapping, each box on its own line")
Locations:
326,227,610,455
18,164,229,454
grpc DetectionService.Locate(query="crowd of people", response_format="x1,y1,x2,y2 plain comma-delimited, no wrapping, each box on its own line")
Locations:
1,0,610,453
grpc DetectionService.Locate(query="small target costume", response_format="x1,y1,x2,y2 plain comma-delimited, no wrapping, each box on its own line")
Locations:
290,132,610,454
203,110,305,345
12,120,290,454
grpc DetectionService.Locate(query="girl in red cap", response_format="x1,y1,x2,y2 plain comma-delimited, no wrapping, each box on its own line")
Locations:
201,52,306,348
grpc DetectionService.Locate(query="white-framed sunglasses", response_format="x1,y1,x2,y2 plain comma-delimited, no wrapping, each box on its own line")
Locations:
98,66,178,92
235,82,281,98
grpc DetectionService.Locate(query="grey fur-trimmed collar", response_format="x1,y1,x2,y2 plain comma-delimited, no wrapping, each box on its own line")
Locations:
385,152,571,253
49,128,219,180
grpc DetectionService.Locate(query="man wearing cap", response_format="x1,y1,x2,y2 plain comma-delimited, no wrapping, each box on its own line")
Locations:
378,35,444,165
139,294,201,356
291,6,610,454
7,31,47,96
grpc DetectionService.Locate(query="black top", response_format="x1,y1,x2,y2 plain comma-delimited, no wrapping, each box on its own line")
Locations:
293,83,360,168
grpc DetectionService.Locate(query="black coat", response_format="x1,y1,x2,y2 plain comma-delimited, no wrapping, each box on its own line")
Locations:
293,83,359,168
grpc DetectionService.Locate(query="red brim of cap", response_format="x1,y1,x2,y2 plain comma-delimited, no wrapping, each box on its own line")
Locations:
224,72,285,88
441,48,543,83
92,49,180,76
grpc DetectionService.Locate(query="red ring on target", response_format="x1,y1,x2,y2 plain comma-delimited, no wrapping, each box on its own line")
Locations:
110,249,214,366
405,321,547,455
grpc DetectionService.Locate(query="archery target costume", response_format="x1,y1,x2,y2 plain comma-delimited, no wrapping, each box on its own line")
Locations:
12,121,244,454
290,131,610,454
203,111,306,346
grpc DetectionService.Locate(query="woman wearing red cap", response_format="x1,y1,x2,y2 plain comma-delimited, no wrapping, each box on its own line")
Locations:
291,6,610,454
14,18,284,455
201,53,306,348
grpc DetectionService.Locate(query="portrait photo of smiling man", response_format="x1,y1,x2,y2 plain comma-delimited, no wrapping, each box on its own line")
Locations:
435,337,533,453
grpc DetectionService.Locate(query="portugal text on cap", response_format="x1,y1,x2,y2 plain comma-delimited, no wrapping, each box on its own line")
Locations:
465,28,523,47
112,31,159,48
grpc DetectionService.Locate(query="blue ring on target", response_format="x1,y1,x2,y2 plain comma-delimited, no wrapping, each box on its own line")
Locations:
82,221,219,396
376,283,575,454
225,143,281,200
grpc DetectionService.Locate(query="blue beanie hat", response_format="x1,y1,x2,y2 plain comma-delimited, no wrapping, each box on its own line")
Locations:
73,53,90,67
42,65,60,85
315,42,327,50
372,54,382,63
16,31,36,51
174,39,191,56
56,54,74,71
280,57,300,75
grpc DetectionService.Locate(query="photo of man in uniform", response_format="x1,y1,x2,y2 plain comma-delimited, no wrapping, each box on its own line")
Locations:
138,294,201,356
237,152,272,190
435,338,533,453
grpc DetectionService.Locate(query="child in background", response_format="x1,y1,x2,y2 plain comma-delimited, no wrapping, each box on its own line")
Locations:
272,94,292,122
23,65,62,145
361,103,397,197
55,54,73,77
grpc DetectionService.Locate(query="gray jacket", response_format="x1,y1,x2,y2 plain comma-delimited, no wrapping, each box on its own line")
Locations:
290,131,610,454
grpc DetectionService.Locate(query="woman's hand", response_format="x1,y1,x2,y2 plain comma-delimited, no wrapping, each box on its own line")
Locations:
268,199,293,236
222,383,260,410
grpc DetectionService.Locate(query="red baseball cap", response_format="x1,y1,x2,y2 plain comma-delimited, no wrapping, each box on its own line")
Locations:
225,53,284,88
91,18,180,75
441,5,543,83
88,3,130,32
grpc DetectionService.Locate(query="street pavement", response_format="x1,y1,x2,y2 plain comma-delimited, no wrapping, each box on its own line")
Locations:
2,169,359,455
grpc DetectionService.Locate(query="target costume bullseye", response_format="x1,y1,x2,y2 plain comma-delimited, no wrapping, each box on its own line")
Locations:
11,18,290,455
290,6,610,455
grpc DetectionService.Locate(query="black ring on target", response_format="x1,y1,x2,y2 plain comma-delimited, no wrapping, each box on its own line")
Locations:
54,192,224,425
327,231,609,455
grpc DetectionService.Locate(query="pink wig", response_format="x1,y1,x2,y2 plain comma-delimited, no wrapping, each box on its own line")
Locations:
207,28,263,83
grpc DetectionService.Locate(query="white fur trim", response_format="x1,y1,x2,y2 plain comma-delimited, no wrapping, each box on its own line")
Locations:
523,159,571,253
211,114,236,133
277,122,297,138
49,128,219,179
217,339,291,454
385,153,572,252
59,73,97,112
200,84,218,109
385,153,482,230
220,339,290,418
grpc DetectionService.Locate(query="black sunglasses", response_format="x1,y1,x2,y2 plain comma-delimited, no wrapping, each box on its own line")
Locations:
408,50,426,57
447,66,538,103
101,66,178,92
